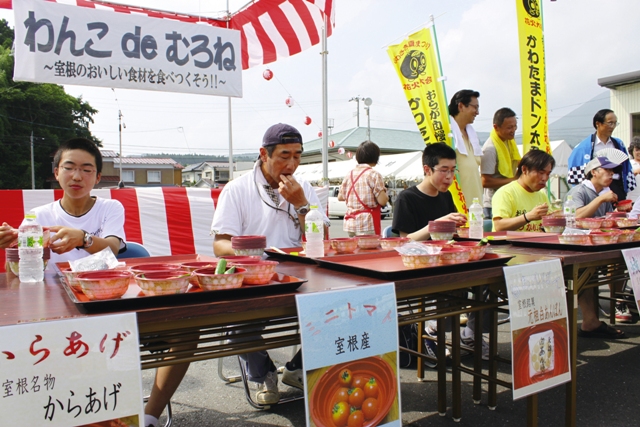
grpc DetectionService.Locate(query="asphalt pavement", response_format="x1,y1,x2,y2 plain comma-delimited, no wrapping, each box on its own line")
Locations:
141,218,640,426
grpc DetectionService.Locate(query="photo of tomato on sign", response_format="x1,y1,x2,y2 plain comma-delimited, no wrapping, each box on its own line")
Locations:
307,354,398,427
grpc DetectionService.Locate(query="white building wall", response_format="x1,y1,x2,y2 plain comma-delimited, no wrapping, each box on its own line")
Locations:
610,81,640,142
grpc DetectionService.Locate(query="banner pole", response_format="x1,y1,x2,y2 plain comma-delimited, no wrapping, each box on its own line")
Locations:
429,15,449,122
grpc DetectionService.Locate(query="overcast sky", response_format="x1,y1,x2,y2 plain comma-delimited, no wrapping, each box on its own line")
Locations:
2,0,639,157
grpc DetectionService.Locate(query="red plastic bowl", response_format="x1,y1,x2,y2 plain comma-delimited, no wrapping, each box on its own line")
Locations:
129,263,182,275
76,270,132,300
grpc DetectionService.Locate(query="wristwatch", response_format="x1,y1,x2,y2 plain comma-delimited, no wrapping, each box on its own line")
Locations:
82,230,94,248
295,203,311,215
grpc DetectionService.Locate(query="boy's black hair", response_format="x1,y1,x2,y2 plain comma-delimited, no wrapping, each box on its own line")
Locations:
422,143,456,170
53,138,103,174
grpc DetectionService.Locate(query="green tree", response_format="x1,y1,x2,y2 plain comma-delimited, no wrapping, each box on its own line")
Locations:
0,19,99,189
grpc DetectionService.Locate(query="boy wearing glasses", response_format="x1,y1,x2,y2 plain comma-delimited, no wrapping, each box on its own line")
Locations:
568,109,636,202
392,143,466,239
0,137,125,265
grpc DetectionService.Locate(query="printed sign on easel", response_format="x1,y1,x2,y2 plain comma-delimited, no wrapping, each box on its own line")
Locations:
296,283,401,427
503,259,571,400
0,313,143,426
621,248,640,313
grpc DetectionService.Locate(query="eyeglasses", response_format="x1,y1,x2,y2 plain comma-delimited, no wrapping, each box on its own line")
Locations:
60,166,96,176
605,121,618,128
467,104,479,111
432,167,458,177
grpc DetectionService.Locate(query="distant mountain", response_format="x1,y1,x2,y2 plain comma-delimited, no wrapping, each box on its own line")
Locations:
548,92,609,147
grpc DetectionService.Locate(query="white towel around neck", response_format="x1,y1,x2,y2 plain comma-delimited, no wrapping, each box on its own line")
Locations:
450,116,483,156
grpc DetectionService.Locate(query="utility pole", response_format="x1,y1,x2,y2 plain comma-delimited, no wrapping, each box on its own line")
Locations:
349,96,362,127
118,109,124,188
30,131,35,189
364,98,373,141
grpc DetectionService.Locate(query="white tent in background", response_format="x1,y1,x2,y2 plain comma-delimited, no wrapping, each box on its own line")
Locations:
515,140,571,177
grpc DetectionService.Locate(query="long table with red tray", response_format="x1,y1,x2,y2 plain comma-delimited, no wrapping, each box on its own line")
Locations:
1,240,635,427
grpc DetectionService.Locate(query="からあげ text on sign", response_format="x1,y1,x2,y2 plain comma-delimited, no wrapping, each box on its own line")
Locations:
0,313,143,426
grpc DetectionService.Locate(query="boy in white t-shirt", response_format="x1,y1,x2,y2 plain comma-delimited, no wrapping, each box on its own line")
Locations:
0,138,125,262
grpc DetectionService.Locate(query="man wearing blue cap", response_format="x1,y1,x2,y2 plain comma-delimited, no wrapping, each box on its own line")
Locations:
211,123,328,403
565,154,628,338
144,124,328,426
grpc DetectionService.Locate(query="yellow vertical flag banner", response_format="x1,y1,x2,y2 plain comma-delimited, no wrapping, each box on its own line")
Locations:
516,0,551,154
387,27,467,213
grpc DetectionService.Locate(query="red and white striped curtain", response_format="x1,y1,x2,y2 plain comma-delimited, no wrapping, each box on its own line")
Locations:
0,186,329,272
0,0,334,69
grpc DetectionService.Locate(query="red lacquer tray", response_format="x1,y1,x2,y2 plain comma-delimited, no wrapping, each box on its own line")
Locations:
264,246,395,264
313,251,514,280
509,235,640,252
56,254,307,313
455,231,549,245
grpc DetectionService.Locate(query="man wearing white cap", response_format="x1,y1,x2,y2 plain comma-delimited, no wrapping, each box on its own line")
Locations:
565,155,628,338
567,156,620,218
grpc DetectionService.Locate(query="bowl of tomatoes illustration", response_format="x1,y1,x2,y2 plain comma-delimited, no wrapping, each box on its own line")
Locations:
310,356,397,427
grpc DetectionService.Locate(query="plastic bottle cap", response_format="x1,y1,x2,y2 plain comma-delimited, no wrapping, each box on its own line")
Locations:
25,212,36,219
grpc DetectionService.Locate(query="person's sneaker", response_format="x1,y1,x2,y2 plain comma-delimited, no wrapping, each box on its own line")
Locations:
282,366,303,390
255,370,280,405
422,326,451,369
615,303,633,323
460,329,490,361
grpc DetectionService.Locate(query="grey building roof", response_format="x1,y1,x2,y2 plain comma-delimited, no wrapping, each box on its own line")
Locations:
598,70,640,89
303,127,428,155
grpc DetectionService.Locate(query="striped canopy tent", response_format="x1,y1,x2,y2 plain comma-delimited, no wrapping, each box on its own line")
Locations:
0,0,335,70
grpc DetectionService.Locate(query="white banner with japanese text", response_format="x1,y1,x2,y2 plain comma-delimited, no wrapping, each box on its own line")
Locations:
296,283,401,427
0,313,143,426
13,0,242,97
503,259,570,400
621,248,640,313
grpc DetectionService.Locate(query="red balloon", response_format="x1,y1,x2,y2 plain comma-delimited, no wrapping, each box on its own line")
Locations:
262,69,273,80
329,140,335,148
285,96,294,107
304,116,312,125
347,152,353,158
318,131,323,137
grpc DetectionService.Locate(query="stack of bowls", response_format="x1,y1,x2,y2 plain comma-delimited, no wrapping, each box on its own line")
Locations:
330,238,358,254
76,270,132,300
231,235,267,256
429,220,456,240
616,200,633,212
453,241,488,261
193,266,247,290
134,270,192,296
542,215,566,233
5,247,50,276
439,247,471,264
356,235,381,250
379,237,410,250
228,259,278,285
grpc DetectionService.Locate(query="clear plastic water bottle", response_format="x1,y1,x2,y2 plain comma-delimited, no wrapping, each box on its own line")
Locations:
563,195,577,229
18,211,44,283
304,205,324,258
469,198,484,239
